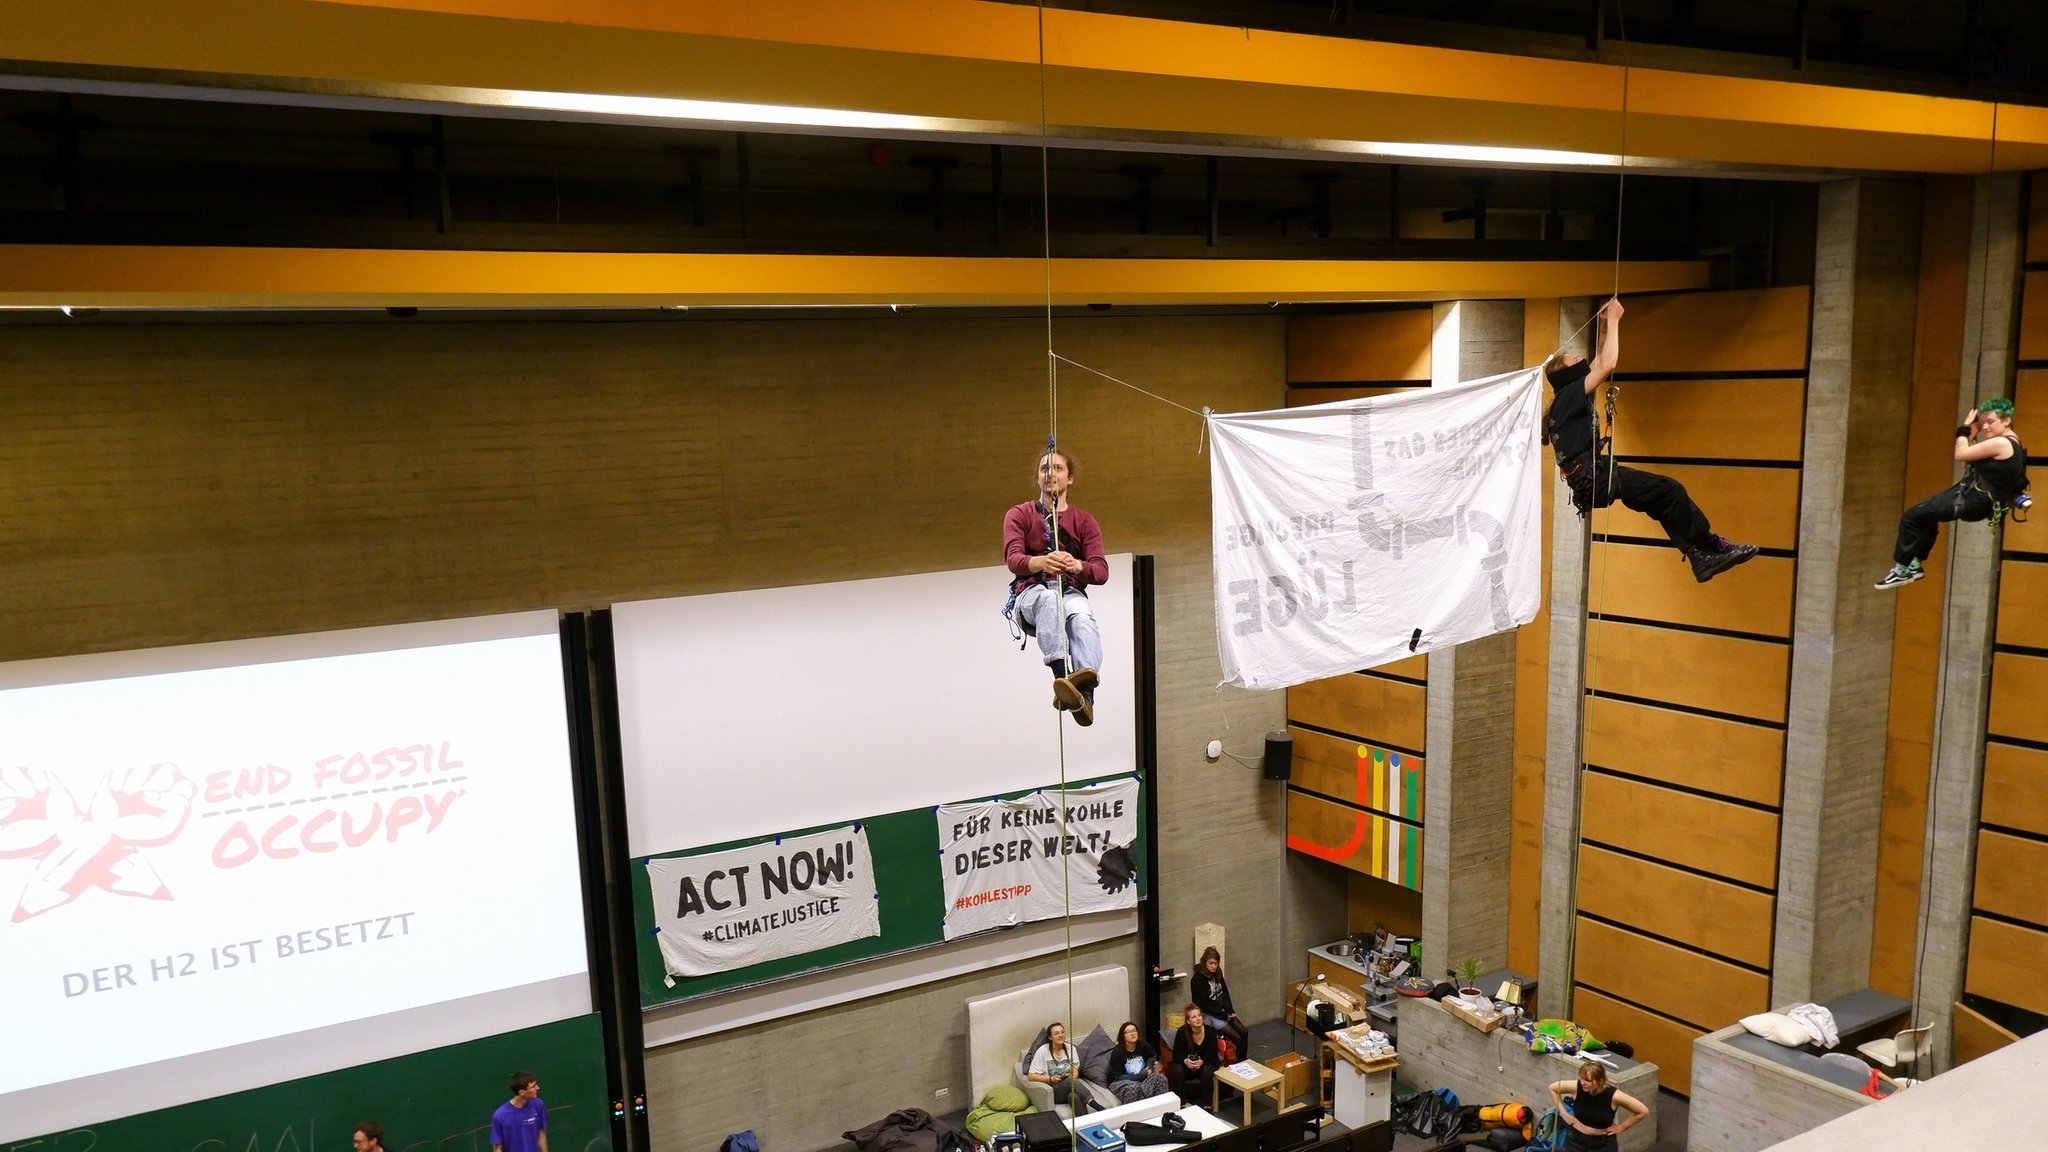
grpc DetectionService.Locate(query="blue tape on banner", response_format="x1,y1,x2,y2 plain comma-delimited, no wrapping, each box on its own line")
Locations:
774,836,781,845
648,927,661,936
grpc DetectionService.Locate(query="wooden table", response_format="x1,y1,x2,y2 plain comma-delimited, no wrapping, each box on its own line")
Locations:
1212,1060,1287,1125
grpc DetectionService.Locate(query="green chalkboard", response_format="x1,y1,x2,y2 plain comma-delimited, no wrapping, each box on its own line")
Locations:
634,775,1146,1006
16,1015,611,1152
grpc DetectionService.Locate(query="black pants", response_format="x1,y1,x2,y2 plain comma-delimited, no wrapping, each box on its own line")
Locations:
1895,481,1994,565
1562,454,1712,549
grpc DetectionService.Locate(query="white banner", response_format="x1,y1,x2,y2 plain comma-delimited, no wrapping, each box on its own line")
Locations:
938,778,1140,940
1208,366,1544,691
645,825,880,980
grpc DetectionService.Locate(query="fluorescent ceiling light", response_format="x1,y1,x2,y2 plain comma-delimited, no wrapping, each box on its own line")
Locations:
489,89,962,134
1347,141,1624,169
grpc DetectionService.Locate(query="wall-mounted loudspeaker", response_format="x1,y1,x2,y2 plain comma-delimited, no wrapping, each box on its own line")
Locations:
1262,731,1293,781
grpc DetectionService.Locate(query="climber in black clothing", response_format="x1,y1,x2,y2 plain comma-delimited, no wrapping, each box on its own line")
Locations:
1876,396,2029,589
1545,298,1759,583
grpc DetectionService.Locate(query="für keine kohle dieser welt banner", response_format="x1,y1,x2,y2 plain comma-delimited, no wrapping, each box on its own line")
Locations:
937,777,1139,940
644,825,880,981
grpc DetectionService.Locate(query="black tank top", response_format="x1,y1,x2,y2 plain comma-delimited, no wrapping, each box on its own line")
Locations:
1572,1084,1617,1128
1971,435,2028,499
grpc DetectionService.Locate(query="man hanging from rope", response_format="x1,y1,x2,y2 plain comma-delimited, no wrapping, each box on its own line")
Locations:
1875,397,2028,589
1004,448,1108,726
1546,298,1760,583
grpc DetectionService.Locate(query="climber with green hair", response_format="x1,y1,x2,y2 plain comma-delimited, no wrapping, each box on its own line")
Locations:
1877,396,2029,589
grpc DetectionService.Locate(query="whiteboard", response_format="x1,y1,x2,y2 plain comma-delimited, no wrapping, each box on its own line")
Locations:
613,557,1139,857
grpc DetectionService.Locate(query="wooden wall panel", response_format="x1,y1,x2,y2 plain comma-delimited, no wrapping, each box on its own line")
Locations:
1994,560,2048,649
1571,986,1704,1096
1964,916,2048,1018
1288,726,1425,817
1286,310,1433,383
2030,174,2048,263
1586,621,1790,723
1369,653,1427,682
1987,652,2048,743
1288,791,1422,889
1982,743,2048,837
1972,830,2048,925
1951,1000,2021,1067
1588,543,1794,637
1285,385,1420,406
1290,673,1426,751
1577,846,1774,968
1348,872,1422,938
2022,270,2048,363
1573,917,1769,1030
1581,774,1780,889
1605,379,1807,461
1635,464,1801,552
1584,697,1783,806
2002,501,2048,555
1613,286,1811,375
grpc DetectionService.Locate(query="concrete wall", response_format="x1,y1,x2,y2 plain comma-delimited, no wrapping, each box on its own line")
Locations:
0,312,1316,1151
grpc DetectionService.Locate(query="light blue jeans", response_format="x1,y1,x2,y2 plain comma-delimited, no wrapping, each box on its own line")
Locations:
1016,583,1102,676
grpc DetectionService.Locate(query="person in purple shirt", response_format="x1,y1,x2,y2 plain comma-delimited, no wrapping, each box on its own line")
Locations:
491,1071,548,1152
1003,449,1109,726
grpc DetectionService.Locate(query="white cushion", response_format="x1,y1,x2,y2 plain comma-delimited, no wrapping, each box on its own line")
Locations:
1740,1012,1812,1047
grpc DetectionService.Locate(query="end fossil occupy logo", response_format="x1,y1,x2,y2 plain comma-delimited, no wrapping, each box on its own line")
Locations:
1,744,469,922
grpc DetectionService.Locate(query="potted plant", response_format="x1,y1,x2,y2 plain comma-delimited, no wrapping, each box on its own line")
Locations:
1454,958,1485,999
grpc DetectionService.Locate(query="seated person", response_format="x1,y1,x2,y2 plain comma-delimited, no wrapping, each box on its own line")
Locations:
1190,946,1250,1056
1106,1021,1171,1104
1027,1021,1085,1110
1172,1003,1220,1097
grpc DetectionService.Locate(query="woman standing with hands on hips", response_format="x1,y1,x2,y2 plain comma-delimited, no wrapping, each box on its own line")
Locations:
1548,1062,1647,1152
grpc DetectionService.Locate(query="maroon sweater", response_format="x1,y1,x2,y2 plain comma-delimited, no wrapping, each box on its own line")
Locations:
1003,501,1108,594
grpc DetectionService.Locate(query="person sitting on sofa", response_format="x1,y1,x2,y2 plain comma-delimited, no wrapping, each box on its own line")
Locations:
1172,1003,1220,1097
1106,1021,1171,1104
1027,1021,1085,1110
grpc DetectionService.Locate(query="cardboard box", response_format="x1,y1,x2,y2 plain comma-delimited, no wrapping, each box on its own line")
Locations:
1266,1051,1312,1102
1441,995,1505,1033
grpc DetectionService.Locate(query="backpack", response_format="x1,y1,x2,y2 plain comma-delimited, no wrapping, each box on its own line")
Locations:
1525,1110,1565,1152
721,1133,761,1152
1396,1088,1462,1142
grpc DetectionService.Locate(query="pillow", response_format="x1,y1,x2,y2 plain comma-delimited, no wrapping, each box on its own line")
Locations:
982,1084,1031,1113
1021,1025,1054,1068
1077,1025,1115,1085
1740,1012,1812,1048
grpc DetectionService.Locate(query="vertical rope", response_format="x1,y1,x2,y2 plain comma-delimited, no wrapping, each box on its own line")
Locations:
1035,0,1078,1092
1562,31,1633,1016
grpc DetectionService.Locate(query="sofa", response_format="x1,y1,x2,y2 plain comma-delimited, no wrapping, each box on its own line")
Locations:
966,965,1132,1118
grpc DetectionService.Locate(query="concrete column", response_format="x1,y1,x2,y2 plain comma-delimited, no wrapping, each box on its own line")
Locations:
1916,171,2025,1068
1539,298,1595,1013
1421,299,1523,981
1774,178,1924,1003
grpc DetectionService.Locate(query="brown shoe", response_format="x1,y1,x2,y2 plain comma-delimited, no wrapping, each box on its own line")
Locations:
1068,668,1099,695
1073,694,1095,727
1053,676,1085,712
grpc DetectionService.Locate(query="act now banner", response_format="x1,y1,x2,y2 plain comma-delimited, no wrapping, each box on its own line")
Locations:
1207,366,1544,690
937,777,1139,940
645,825,880,980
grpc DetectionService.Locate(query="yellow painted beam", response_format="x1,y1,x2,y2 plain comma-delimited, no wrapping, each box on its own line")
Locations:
0,245,1710,308
0,0,2039,174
